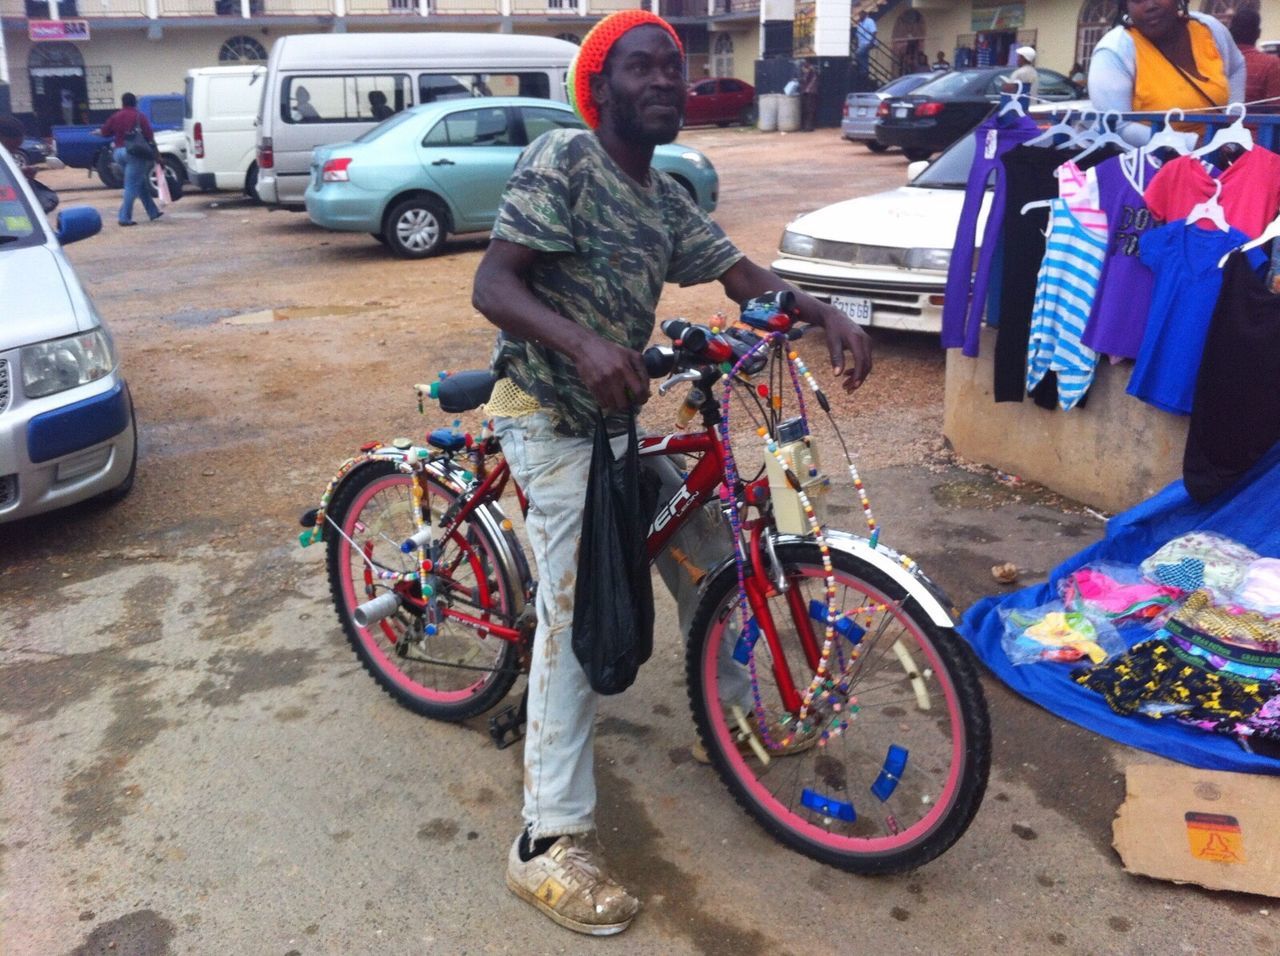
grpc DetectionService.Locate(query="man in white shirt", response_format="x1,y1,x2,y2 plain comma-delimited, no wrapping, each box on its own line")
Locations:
854,12,877,81
1003,45,1040,99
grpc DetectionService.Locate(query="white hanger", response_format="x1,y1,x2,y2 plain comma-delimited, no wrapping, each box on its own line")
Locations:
1217,212,1280,267
1191,102,1253,159
1058,108,1100,150
997,81,1027,119
1144,108,1194,156
1021,198,1054,216
1074,110,1134,163
1186,179,1230,232
1024,107,1079,149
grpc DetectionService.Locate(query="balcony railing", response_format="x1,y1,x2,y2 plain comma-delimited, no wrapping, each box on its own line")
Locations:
2,0,655,15
711,0,758,12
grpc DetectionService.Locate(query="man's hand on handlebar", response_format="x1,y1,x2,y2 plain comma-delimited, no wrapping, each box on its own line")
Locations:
573,333,651,412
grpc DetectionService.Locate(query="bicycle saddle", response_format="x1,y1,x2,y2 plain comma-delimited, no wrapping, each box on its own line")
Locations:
437,370,497,413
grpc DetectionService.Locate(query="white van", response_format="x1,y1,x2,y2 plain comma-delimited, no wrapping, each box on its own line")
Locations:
255,32,576,208
183,64,267,197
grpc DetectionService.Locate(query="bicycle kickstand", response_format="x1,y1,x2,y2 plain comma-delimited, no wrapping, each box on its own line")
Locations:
488,688,528,750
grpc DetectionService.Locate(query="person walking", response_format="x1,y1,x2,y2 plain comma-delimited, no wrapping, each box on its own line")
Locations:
1230,7,1280,113
471,9,871,937
855,11,877,82
95,93,161,227
799,60,820,131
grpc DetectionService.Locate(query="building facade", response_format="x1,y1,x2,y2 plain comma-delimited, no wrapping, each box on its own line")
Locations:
2,0,1277,132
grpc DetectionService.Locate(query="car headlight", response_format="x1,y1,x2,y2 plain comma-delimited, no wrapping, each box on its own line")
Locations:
780,230,817,257
679,150,708,169
21,328,117,399
905,247,952,271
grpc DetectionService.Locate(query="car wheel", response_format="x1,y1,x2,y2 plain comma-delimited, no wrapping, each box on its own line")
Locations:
383,196,448,259
96,149,123,189
149,157,185,201
244,162,260,202
738,104,757,126
903,148,934,162
98,409,138,505
865,141,890,153
14,149,30,167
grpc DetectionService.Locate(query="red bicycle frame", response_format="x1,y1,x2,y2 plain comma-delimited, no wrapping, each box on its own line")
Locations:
391,421,815,715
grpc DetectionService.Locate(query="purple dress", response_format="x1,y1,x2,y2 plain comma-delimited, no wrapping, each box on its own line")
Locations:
1081,153,1163,359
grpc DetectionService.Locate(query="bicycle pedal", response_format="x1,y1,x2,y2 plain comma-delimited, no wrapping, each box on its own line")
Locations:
488,692,528,750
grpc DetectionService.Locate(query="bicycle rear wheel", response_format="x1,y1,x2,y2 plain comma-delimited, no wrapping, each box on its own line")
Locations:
326,460,521,720
686,542,990,873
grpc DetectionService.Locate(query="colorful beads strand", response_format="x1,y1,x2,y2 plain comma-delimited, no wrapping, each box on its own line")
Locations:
787,349,881,549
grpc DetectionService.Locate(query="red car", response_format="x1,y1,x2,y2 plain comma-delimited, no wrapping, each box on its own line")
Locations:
684,78,756,127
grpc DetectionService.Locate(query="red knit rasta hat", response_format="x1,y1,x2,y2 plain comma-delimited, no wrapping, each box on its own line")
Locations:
567,11,684,130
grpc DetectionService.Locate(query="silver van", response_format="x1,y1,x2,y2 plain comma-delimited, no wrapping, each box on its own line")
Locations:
255,32,576,208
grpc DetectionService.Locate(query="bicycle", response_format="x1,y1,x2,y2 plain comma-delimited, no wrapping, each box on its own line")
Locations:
300,292,990,874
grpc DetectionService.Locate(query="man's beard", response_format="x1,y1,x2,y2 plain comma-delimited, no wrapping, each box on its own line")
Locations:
608,84,683,147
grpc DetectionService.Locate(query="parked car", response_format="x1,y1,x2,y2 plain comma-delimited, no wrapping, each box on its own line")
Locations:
842,72,939,151
769,133,985,334
14,135,52,168
52,93,186,197
874,67,1080,161
684,77,756,127
305,97,720,258
0,146,137,524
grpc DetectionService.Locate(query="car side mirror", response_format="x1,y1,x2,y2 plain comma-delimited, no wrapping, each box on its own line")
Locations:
906,160,929,182
55,206,102,245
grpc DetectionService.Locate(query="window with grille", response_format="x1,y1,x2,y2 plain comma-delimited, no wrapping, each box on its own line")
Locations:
1076,0,1112,70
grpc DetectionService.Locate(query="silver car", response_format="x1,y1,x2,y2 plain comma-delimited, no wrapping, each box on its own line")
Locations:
0,147,137,524
842,73,941,151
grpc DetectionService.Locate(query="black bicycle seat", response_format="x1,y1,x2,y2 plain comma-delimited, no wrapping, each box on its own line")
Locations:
437,370,497,413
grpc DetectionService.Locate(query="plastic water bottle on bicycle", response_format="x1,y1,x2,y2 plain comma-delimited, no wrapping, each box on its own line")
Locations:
300,291,990,873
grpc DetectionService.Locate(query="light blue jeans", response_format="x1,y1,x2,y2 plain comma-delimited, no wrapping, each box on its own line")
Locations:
114,146,159,225
495,411,736,839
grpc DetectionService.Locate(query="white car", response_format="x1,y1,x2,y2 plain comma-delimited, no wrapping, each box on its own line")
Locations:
0,147,138,523
771,134,988,334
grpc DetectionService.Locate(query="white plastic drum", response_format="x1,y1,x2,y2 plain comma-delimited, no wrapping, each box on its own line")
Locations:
757,93,780,132
778,94,802,132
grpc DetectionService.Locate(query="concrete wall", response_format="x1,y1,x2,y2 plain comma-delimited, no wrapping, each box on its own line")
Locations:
944,328,1189,513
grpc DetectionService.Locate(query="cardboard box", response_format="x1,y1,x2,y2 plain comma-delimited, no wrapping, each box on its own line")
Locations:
1113,763,1280,898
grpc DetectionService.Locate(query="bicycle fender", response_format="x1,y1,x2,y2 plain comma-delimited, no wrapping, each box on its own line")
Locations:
696,531,957,630
820,530,958,629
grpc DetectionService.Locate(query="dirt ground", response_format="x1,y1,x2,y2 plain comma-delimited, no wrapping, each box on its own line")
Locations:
2,129,1276,955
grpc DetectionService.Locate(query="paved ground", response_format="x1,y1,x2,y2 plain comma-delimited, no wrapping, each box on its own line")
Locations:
1,128,1275,955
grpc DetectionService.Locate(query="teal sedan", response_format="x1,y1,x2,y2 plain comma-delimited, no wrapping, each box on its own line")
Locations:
305,96,721,259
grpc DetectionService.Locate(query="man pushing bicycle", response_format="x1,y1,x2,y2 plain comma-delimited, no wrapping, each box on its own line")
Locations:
471,10,872,935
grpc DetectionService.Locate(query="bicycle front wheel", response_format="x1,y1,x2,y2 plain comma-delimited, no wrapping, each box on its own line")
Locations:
325,460,520,721
687,542,990,874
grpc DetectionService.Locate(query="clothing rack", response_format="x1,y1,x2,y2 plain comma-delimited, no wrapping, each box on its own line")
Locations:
1030,109,1280,152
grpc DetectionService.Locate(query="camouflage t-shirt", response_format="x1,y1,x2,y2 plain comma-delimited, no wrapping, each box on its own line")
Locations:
490,129,743,436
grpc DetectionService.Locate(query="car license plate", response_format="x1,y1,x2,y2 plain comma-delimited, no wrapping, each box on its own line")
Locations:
893,105,910,118
857,107,868,116
831,295,873,324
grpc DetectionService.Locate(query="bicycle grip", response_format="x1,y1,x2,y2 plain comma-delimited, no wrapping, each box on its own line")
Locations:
643,346,675,378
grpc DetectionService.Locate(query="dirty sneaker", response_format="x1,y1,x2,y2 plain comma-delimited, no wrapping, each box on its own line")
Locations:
691,706,820,765
506,833,639,936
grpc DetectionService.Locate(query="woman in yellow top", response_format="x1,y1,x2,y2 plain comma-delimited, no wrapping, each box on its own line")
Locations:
1088,0,1245,142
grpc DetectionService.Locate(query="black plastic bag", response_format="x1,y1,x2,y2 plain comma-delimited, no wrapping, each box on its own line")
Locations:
572,413,658,695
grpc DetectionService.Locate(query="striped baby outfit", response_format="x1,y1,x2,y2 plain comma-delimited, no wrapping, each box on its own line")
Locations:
1025,198,1109,410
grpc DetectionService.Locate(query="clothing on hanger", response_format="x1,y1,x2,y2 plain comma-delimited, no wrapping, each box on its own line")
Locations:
1144,146,1280,239
1184,250,1278,502
941,114,1042,358
1024,197,1108,410
1080,151,1165,359
991,144,1118,405
1127,221,1249,415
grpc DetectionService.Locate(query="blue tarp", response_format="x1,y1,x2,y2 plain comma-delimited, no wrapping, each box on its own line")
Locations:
961,443,1280,774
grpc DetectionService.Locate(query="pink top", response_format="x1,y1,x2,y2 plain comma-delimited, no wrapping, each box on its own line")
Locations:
1056,160,1109,236
1144,147,1280,240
